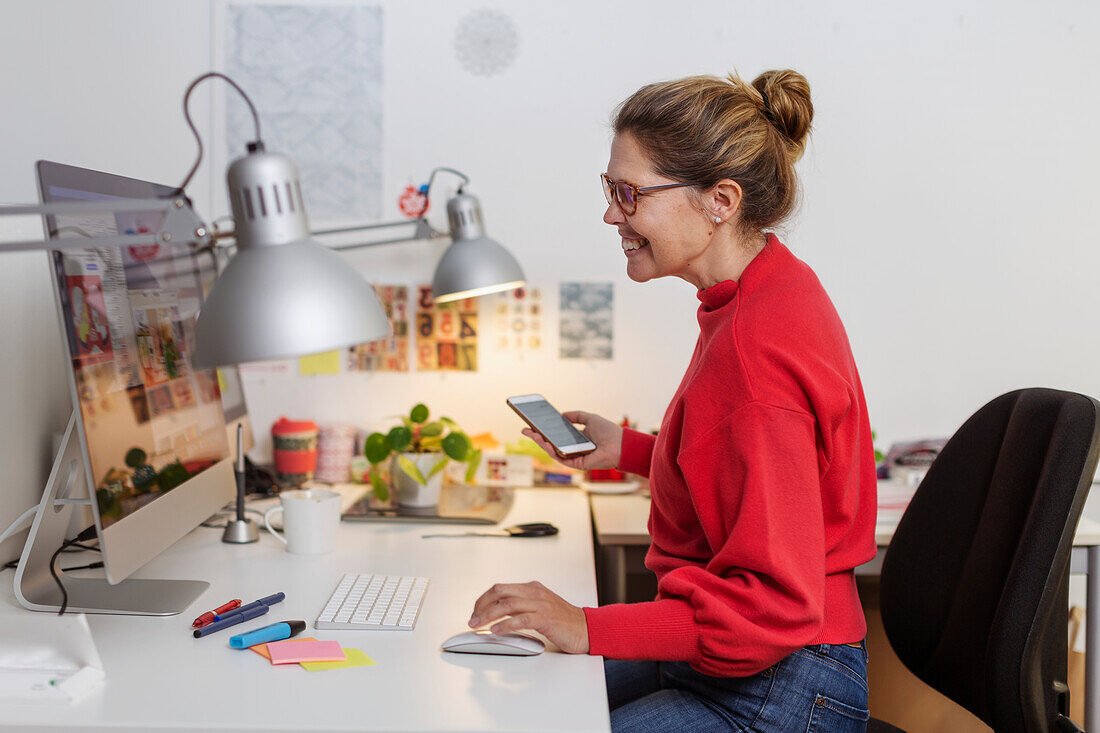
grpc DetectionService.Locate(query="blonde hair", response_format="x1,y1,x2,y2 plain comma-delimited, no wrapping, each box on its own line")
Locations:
613,69,813,233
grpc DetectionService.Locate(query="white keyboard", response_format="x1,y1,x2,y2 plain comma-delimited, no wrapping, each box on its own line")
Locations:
315,573,429,631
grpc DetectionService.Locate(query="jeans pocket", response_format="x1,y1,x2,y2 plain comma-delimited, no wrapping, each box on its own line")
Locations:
807,693,870,732
794,649,868,694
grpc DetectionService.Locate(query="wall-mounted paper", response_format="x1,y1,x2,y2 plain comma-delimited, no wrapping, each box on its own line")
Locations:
491,286,542,351
226,4,384,220
347,285,410,371
415,286,478,371
299,350,341,376
559,283,613,359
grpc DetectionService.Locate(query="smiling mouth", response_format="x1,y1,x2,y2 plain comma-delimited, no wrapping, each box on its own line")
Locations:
621,237,649,252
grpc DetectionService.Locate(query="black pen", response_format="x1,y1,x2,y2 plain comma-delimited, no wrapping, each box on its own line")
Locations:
215,591,286,621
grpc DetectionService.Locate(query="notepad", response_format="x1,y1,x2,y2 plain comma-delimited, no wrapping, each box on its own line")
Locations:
267,639,346,665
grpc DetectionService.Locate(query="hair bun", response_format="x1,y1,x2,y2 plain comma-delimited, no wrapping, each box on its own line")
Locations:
752,70,813,158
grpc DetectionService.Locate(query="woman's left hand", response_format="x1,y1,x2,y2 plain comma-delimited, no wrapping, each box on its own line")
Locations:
468,581,590,654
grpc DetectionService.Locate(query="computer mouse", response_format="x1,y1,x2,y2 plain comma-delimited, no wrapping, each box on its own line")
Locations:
441,629,545,656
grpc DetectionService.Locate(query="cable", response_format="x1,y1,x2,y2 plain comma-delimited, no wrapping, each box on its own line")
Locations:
177,72,264,194
62,561,104,572
414,167,471,219
51,525,100,616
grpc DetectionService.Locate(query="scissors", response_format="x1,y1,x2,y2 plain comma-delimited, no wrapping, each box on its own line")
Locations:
422,522,559,539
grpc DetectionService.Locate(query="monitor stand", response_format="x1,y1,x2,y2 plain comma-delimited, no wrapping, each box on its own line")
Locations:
13,413,208,616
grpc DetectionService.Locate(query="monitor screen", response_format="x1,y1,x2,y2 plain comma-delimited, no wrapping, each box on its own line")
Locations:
37,160,236,589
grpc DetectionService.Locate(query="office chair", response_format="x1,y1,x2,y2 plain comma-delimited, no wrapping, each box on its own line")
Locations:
868,388,1100,733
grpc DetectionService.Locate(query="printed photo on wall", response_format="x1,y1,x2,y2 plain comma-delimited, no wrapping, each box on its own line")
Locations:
491,286,543,351
559,282,614,360
347,284,410,371
416,285,479,371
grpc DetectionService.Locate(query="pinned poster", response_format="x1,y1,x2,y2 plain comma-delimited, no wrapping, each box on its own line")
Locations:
491,286,542,351
347,285,410,371
559,282,613,360
415,285,478,371
299,350,341,376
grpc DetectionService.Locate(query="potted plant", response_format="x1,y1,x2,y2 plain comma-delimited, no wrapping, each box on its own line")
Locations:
363,404,481,508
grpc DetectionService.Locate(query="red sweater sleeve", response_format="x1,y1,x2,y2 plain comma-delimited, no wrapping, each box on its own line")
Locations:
617,428,656,478
585,402,826,675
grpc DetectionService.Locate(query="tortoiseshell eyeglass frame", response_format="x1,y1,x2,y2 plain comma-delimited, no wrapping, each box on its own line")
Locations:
601,173,693,216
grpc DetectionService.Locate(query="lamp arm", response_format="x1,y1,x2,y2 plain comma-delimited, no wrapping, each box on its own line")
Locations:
0,198,213,254
314,218,446,252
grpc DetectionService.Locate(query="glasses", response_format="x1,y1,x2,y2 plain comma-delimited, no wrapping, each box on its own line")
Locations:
601,173,692,216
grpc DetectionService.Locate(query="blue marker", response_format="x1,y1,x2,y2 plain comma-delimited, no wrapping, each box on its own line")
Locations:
214,592,286,621
194,603,269,638
229,620,307,648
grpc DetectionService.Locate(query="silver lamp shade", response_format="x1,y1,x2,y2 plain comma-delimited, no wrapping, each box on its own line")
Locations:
192,150,390,368
432,191,525,303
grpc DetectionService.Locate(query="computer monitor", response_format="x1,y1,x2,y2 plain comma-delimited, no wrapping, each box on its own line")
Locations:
14,161,238,615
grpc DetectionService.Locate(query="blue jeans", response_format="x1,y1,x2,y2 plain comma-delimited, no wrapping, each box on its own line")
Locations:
605,641,869,732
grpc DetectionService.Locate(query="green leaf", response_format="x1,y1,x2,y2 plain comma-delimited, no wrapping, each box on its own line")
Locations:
387,426,413,452
442,431,471,461
440,416,458,428
410,403,429,423
397,455,427,485
427,456,449,477
364,432,390,464
465,449,482,483
419,421,443,437
401,416,414,430
369,470,389,502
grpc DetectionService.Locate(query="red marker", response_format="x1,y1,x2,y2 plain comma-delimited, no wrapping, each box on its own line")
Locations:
192,599,242,628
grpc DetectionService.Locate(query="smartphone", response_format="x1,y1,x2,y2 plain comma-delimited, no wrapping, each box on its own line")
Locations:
506,394,597,459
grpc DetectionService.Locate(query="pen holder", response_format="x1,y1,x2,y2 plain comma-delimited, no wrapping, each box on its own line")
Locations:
272,417,319,487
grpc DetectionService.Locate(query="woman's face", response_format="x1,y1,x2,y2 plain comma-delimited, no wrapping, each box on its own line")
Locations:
602,133,714,286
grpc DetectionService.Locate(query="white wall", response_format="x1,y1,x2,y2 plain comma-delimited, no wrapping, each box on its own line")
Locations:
3,0,1100,569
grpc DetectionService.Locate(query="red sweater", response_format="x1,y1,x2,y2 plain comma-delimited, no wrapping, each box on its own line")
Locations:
584,236,877,677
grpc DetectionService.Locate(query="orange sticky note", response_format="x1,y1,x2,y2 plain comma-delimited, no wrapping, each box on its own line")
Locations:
268,639,345,665
249,637,318,660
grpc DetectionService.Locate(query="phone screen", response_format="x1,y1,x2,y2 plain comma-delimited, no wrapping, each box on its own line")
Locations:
508,395,595,455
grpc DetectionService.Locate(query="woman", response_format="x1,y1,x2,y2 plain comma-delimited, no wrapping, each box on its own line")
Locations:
470,69,877,731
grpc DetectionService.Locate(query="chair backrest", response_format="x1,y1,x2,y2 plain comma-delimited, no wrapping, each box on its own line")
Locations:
880,388,1100,733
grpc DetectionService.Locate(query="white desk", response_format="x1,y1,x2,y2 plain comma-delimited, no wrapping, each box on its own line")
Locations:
1,488,610,732
589,487,1100,732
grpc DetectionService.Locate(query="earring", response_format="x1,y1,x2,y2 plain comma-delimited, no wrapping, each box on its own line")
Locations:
714,216,722,223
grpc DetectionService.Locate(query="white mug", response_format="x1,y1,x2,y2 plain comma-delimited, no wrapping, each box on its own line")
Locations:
263,489,341,555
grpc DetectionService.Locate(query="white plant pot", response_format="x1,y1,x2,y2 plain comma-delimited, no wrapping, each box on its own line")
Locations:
392,453,445,508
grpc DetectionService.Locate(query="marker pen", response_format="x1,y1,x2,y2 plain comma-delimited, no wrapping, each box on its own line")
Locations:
214,592,286,622
194,603,269,638
229,621,307,648
193,599,242,628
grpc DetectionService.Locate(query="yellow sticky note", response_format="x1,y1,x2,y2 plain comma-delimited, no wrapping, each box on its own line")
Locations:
300,647,376,671
216,368,228,393
298,350,341,375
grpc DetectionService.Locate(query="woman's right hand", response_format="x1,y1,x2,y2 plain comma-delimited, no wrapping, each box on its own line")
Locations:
522,411,623,471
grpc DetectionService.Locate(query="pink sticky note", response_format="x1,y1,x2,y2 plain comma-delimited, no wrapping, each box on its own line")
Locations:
267,639,346,665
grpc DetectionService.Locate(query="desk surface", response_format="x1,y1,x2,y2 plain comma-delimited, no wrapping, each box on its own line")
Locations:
1,488,610,733
589,483,1100,548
